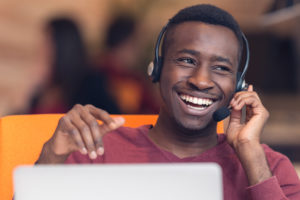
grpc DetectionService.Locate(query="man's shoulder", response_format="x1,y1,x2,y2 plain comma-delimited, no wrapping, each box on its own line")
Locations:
262,144,287,159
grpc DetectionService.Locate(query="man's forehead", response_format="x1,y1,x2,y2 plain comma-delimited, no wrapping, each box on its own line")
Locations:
168,21,237,40
166,22,239,59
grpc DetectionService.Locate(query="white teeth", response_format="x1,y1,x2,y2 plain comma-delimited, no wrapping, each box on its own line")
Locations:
197,98,202,105
179,94,213,106
193,97,197,104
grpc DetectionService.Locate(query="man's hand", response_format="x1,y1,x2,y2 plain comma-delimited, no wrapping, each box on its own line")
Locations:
226,85,269,148
36,104,125,164
225,85,272,185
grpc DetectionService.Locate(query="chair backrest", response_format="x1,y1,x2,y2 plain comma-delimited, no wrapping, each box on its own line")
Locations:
0,114,224,200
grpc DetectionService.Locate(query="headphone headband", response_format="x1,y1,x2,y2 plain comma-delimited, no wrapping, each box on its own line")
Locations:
236,32,249,91
154,25,168,67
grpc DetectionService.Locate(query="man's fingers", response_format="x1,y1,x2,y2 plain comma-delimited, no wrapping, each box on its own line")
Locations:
58,116,87,154
69,110,97,159
95,139,104,155
87,104,114,124
68,126,88,155
247,84,253,92
79,106,105,156
111,117,125,130
85,105,125,155
229,89,268,121
87,104,125,130
56,104,125,159
232,96,259,111
72,105,125,158
231,90,260,110
231,92,259,105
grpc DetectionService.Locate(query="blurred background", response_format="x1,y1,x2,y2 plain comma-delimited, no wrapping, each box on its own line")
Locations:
0,0,299,164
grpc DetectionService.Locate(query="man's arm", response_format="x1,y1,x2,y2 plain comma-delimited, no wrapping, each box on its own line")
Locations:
246,150,300,199
36,104,125,164
225,85,300,199
226,85,272,185
235,140,272,185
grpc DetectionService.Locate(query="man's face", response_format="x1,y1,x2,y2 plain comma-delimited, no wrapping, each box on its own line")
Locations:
159,22,239,131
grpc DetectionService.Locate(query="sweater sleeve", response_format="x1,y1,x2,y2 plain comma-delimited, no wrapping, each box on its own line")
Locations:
246,146,300,200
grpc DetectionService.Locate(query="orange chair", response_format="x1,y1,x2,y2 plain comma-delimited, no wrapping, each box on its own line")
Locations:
0,114,224,200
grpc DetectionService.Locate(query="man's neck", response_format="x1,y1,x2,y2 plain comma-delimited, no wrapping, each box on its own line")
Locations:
148,112,218,159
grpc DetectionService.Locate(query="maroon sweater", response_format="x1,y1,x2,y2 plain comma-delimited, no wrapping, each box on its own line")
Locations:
66,125,300,200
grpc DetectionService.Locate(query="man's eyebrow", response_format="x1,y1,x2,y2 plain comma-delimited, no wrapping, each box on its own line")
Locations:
177,49,200,56
176,49,234,66
211,55,233,66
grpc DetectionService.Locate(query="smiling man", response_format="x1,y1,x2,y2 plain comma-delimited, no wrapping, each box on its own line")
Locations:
36,4,300,200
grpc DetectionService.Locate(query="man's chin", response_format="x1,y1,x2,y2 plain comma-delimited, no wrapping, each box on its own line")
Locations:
174,117,216,137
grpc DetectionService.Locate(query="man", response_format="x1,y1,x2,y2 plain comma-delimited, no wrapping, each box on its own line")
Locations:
36,4,300,199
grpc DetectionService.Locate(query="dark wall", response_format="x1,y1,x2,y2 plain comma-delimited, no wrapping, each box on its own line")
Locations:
245,33,297,93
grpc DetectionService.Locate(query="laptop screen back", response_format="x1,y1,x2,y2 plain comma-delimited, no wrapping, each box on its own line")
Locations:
14,163,223,200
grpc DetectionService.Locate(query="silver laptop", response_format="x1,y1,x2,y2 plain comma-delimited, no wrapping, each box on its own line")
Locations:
14,163,223,200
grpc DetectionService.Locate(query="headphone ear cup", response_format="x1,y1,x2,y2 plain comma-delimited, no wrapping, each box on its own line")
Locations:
151,57,163,82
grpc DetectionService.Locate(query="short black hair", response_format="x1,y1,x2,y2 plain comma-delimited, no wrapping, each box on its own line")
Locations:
162,4,243,64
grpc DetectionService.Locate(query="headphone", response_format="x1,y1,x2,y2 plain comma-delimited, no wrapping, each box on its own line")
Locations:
148,23,250,92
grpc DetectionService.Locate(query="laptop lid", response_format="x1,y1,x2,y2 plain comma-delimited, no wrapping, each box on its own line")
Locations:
14,163,223,200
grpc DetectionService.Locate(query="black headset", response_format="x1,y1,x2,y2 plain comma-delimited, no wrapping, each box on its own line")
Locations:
148,22,250,92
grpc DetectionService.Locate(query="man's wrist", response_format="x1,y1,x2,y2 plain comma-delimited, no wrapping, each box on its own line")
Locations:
234,140,261,154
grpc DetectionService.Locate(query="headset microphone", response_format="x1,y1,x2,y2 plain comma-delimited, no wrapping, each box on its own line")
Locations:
213,107,231,122
212,33,250,122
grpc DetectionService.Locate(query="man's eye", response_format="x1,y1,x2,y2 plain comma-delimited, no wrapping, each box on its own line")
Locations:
176,58,196,65
214,66,231,72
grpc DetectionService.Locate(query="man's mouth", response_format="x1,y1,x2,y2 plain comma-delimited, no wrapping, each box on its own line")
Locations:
179,93,215,111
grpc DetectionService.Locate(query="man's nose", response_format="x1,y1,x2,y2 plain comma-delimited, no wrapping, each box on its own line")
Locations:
187,67,214,90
